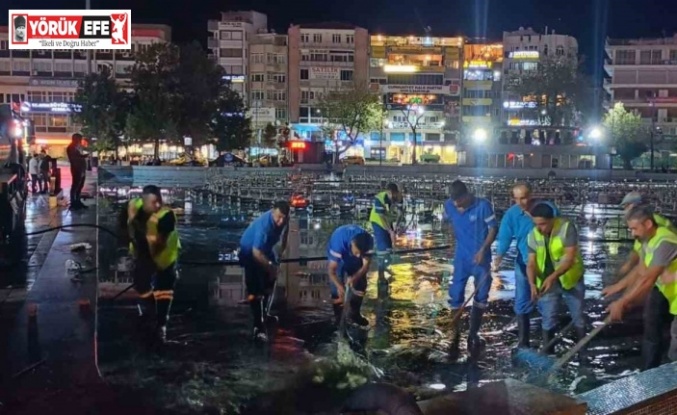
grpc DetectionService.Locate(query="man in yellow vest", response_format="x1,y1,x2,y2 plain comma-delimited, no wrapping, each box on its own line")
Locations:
526,203,586,354
606,205,677,369
369,183,401,276
606,191,676,289
127,185,181,343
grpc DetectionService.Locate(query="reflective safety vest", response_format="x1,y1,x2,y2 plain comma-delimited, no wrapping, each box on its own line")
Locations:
643,227,677,315
530,218,584,290
634,214,676,252
369,191,396,230
128,198,181,270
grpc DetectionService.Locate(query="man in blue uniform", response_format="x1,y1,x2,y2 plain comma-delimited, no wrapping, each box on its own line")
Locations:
327,225,374,327
444,180,497,353
494,183,560,348
239,201,290,342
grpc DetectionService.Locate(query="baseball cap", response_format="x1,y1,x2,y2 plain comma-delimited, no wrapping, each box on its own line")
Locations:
619,191,643,207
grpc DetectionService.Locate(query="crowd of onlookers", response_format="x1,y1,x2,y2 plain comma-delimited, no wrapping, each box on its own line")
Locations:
27,150,52,194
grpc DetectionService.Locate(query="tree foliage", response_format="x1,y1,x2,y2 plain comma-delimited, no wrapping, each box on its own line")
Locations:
210,87,252,152
73,65,128,157
507,56,579,127
319,83,383,160
400,106,426,164
603,102,648,170
73,41,255,159
262,123,278,147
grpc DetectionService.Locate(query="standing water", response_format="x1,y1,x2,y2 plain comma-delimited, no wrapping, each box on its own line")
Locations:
95,180,646,414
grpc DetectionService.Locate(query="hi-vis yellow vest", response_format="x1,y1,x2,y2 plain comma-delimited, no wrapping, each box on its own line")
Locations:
128,198,180,270
530,218,584,290
634,214,676,252
643,227,677,315
369,191,396,229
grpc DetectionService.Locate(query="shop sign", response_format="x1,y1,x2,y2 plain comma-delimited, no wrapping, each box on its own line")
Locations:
29,78,79,88
310,67,339,80
247,107,276,123
503,101,537,109
20,101,81,113
385,84,458,95
509,51,539,59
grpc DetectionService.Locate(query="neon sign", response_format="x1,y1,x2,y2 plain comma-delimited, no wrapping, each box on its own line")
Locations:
289,141,306,150
509,51,539,59
20,102,82,113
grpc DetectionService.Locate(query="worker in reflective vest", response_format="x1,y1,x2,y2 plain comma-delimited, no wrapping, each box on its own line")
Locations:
369,183,401,276
606,205,677,370
527,203,585,354
610,191,676,294
127,185,181,344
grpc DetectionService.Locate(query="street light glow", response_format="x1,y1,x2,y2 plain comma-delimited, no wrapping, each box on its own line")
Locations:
473,128,488,143
589,127,602,140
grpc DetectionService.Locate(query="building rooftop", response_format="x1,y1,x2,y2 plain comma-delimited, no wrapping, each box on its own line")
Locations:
293,22,362,30
606,35,677,46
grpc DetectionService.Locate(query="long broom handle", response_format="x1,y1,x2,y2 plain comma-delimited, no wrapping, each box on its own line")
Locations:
448,271,497,327
549,316,611,373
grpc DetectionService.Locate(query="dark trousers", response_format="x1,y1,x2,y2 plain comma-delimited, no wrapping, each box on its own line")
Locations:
133,257,178,328
40,172,50,193
643,286,672,370
243,261,275,330
70,168,86,203
30,174,40,193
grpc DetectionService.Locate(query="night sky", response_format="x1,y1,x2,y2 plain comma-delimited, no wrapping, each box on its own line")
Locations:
4,0,677,76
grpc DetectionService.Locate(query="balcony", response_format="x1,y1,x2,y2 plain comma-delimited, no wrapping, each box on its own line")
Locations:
462,98,492,106
207,20,220,31
207,38,219,48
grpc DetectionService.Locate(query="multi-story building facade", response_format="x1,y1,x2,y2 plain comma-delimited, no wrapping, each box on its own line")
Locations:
461,42,504,139
455,27,603,169
207,11,268,103
501,27,578,127
0,25,171,157
288,22,369,142
604,35,677,164
248,30,289,138
369,35,463,163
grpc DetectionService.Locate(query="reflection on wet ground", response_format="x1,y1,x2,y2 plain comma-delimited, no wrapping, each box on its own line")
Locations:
97,185,649,413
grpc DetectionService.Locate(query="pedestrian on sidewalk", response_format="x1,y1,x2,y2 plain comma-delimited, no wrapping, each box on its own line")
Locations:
28,153,40,193
239,201,290,342
67,133,88,210
127,185,181,343
39,150,51,194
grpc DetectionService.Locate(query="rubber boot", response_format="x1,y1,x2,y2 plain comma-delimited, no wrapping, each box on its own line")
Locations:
449,312,462,361
332,303,344,327
467,307,485,352
542,328,557,355
349,294,369,327
155,298,172,344
516,314,530,349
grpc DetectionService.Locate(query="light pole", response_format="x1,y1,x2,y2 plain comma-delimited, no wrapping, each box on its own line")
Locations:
379,111,384,166
86,0,91,75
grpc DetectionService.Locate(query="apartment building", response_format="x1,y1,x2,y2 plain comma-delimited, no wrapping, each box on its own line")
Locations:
248,30,289,135
369,34,463,163
501,27,578,127
207,11,268,103
604,35,677,144
0,25,171,156
461,42,504,138
288,22,369,141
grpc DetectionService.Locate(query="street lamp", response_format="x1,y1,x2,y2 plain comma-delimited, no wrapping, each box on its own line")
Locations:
589,127,603,141
473,128,488,143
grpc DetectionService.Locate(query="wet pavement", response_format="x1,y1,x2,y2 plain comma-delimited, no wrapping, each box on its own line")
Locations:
91,183,653,414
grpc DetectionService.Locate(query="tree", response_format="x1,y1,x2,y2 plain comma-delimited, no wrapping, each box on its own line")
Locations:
73,66,128,158
319,83,383,162
173,42,226,148
128,42,181,159
603,102,648,170
210,87,252,152
507,56,579,127
262,123,278,148
400,105,426,164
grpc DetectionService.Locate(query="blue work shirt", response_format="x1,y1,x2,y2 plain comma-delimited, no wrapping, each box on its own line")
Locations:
444,197,497,263
496,201,561,264
239,210,286,264
327,224,373,264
